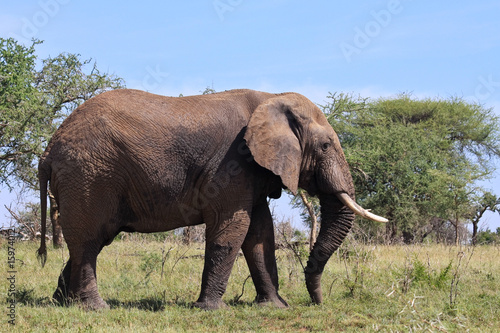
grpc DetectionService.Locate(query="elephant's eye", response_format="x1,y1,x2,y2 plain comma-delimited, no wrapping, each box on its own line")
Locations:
322,142,331,151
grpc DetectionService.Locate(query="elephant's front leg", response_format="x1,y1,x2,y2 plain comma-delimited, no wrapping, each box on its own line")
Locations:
241,201,288,308
194,209,251,310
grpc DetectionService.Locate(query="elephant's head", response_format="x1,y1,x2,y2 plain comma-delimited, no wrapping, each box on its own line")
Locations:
244,93,387,304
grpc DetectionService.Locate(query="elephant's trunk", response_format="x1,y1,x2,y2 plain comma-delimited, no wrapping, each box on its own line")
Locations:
304,194,354,304
304,192,387,303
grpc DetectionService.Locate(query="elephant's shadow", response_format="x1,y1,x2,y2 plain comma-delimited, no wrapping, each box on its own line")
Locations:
18,290,254,311
106,297,167,312
105,297,254,311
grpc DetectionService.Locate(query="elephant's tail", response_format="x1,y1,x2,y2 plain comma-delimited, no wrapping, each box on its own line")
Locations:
37,158,50,268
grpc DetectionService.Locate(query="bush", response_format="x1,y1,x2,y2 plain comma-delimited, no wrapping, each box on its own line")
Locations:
475,229,500,245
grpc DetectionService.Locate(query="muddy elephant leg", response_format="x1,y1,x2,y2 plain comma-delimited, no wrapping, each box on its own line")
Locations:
241,201,288,308
53,259,72,305
194,209,251,310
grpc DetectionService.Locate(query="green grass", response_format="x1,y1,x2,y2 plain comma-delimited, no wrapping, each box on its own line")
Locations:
2,238,499,332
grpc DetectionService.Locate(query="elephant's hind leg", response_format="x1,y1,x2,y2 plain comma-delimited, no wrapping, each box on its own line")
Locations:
64,239,110,310
56,190,120,310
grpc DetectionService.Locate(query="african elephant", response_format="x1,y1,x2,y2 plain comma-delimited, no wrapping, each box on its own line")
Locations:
37,89,387,310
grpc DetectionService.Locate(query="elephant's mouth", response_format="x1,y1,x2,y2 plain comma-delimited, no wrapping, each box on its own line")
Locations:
335,192,388,223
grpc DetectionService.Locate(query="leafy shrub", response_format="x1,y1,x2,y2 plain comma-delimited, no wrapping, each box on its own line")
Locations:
140,252,162,274
396,256,453,292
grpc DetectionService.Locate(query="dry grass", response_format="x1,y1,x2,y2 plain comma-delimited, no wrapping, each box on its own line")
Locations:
2,237,499,332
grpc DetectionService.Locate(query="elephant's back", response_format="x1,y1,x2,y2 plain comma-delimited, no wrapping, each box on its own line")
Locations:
50,88,272,141
45,89,224,155
42,88,260,194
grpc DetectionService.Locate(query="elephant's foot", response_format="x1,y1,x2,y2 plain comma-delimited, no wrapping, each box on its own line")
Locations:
53,288,109,310
80,297,109,311
255,294,289,308
193,298,228,311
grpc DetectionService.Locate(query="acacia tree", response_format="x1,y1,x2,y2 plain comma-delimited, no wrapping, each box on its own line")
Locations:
1,38,40,185
316,92,500,244
470,192,499,245
1,38,124,246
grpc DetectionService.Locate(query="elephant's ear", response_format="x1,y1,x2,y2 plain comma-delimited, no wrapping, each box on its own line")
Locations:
244,95,304,195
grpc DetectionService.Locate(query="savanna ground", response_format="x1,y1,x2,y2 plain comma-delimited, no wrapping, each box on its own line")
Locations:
2,234,499,332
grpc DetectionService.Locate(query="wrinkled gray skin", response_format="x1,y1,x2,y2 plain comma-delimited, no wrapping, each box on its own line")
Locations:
38,89,361,310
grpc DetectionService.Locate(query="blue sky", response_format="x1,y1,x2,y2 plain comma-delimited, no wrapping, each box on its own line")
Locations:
1,0,500,231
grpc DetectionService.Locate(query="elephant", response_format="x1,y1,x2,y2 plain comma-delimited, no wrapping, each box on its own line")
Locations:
37,88,387,310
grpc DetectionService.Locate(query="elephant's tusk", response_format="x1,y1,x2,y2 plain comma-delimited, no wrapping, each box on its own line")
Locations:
336,192,389,223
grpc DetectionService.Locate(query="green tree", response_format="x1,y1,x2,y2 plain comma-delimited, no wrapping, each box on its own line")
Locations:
1,38,41,187
201,86,216,95
1,38,125,189
470,192,499,245
321,92,500,244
